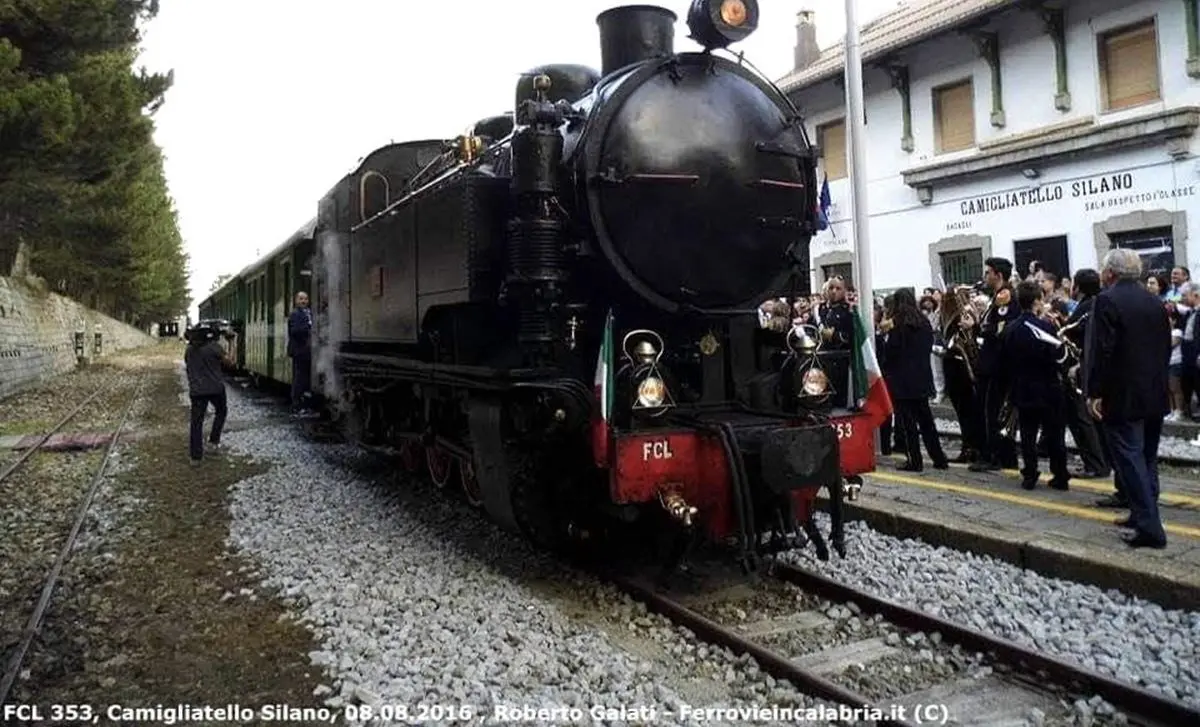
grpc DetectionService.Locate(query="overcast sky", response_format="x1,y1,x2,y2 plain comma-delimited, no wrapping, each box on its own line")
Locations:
136,0,904,312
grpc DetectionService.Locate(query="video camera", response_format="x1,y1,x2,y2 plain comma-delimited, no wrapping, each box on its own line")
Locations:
186,319,229,344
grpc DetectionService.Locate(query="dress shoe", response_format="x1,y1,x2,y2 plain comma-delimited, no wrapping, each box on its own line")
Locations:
1123,531,1167,549
968,460,999,472
1020,477,1037,490
1047,478,1069,491
932,460,950,470
1095,494,1129,508
897,462,924,473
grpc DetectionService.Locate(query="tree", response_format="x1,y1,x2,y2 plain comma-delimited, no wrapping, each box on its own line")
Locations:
209,273,233,294
0,0,188,322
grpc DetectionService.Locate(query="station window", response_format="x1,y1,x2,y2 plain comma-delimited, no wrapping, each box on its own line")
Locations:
1098,20,1160,111
817,120,847,181
939,248,983,286
821,263,853,288
933,79,975,154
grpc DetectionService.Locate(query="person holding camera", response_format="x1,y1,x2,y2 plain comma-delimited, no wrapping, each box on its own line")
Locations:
184,324,234,465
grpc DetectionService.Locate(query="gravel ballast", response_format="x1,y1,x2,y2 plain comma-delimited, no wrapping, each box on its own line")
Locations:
219,384,842,727
934,416,1200,465
782,514,1200,708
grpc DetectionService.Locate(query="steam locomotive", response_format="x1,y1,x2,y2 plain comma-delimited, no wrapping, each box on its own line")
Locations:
200,0,883,570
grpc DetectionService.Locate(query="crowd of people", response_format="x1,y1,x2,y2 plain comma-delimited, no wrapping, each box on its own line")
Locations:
793,257,1197,551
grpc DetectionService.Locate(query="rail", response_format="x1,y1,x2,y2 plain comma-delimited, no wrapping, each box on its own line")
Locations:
0,380,141,706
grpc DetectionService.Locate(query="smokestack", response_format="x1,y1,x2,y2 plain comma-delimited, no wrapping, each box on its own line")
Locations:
596,5,677,77
794,10,820,70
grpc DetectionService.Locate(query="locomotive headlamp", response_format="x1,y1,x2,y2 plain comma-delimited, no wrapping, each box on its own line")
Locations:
687,0,759,50
637,376,667,408
801,368,830,397
720,0,747,26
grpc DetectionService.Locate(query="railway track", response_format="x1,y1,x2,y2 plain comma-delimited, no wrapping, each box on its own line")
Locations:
608,558,1200,727
0,378,141,706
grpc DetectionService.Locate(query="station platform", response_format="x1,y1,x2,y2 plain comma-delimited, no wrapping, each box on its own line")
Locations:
833,453,1200,611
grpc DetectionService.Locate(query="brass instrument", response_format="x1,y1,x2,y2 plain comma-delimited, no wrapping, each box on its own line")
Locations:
998,395,1019,439
938,284,982,382
1054,313,1089,395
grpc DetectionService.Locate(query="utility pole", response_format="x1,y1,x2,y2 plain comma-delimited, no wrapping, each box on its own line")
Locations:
843,0,874,338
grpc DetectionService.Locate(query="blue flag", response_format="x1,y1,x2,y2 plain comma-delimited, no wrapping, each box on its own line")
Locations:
816,175,831,231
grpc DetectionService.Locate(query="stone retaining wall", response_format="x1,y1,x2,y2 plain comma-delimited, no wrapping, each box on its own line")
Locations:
0,276,155,400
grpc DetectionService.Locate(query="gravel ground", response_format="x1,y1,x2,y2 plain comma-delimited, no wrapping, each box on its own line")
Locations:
781,513,1200,712
5,347,327,709
219,383,866,727
934,416,1200,464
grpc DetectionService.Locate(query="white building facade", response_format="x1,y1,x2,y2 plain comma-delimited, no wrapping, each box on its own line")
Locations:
778,0,1200,293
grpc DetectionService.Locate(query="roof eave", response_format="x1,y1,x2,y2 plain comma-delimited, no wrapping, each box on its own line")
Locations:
778,2,1018,96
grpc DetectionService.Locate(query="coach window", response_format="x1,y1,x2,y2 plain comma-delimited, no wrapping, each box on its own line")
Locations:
1098,20,1161,111
933,79,975,154
817,120,847,181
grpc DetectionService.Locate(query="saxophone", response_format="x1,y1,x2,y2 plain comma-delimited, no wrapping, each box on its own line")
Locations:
938,284,982,382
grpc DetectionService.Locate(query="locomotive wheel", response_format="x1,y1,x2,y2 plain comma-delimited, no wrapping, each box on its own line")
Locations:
426,445,454,489
399,439,422,473
459,459,483,508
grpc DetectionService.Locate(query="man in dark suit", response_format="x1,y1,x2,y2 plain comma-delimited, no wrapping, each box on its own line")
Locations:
1177,283,1200,421
969,257,1020,472
1084,249,1170,549
1003,282,1070,490
1061,269,1113,484
288,291,315,416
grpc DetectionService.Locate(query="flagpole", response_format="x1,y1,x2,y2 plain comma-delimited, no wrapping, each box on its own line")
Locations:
843,0,873,339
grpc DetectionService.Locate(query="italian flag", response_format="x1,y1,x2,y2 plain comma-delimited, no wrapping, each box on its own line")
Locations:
851,308,893,429
592,309,614,468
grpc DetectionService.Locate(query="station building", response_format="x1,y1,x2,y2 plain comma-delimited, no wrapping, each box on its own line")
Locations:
777,0,1200,293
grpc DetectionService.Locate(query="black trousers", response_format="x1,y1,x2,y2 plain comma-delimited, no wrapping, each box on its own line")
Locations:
291,354,312,410
1017,402,1068,482
944,357,981,454
1064,386,1111,475
976,374,1016,466
190,391,227,461
1183,359,1198,417
895,398,948,469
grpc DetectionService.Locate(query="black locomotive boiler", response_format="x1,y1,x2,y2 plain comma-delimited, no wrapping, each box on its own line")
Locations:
313,0,847,568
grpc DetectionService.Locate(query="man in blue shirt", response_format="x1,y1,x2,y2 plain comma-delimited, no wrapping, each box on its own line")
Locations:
288,291,315,416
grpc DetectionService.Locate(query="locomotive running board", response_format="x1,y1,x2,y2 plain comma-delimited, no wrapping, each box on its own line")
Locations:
337,352,558,391
466,396,521,534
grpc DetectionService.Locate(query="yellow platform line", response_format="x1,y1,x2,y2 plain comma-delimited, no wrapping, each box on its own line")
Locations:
869,470,1200,539
885,454,1200,509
